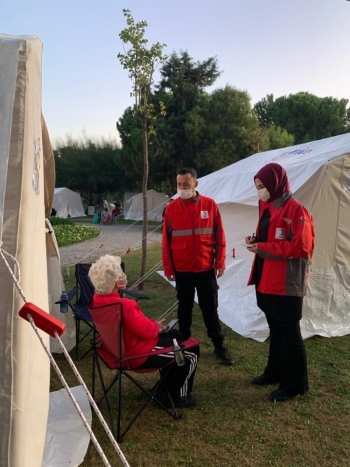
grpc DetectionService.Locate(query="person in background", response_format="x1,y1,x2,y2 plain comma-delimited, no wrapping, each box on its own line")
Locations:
88,255,200,408
162,167,233,365
245,163,315,402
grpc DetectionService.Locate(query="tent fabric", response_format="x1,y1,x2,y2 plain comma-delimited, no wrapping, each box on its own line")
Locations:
0,35,50,467
45,219,75,353
52,187,86,218
195,134,350,341
42,386,92,467
124,189,168,222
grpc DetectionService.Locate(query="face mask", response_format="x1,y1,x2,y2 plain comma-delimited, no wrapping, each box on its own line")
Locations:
177,188,194,200
257,188,270,202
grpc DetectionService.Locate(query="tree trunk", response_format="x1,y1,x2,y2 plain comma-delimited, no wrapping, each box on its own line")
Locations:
138,118,149,290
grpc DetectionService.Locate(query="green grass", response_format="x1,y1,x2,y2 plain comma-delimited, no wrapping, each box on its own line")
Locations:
54,246,350,467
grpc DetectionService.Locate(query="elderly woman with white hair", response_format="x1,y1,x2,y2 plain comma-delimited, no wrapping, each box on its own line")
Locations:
88,254,199,408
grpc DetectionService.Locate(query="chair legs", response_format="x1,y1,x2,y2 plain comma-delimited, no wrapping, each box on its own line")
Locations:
75,319,94,360
92,357,179,442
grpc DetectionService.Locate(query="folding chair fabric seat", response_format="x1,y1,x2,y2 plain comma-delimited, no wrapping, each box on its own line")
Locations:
89,301,200,442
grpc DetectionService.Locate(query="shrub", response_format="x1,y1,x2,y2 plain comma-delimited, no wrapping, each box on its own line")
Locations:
49,216,74,226
54,224,100,247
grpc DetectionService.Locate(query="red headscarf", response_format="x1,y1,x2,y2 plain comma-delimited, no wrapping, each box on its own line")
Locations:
254,163,290,202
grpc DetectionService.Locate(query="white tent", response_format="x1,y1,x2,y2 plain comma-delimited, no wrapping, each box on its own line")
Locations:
124,189,168,222
196,134,350,341
53,187,86,218
0,35,52,467
0,35,87,467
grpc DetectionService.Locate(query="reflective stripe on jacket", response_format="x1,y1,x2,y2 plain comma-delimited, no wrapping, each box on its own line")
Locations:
247,195,315,296
162,194,226,276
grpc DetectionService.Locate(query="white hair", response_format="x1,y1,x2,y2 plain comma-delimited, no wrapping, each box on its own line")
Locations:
88,255,123,295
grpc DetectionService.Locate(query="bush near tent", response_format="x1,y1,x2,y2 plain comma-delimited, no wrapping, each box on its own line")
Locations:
53,225,99,247
49,217,74,226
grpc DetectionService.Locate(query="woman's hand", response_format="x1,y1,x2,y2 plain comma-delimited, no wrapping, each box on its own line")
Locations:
157,318,166,333
246,244,258,253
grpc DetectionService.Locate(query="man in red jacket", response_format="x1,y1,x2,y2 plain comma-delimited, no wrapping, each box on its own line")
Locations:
162,168,233,365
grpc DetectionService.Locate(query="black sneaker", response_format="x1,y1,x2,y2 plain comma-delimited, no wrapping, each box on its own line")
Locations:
269,389,304,402
214,346,234,366
172,394,196,408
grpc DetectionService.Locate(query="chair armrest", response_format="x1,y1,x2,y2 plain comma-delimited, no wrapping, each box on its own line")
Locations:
121,288,150,301
120,337,200,363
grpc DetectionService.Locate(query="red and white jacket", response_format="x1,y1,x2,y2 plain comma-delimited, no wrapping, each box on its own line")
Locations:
162,194,226,276
248,194,315,296
90,293,159,368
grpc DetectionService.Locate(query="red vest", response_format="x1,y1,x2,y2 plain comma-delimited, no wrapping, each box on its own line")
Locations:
162,194,226,276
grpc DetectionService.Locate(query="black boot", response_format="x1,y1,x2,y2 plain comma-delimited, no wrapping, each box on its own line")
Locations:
214,345,233,365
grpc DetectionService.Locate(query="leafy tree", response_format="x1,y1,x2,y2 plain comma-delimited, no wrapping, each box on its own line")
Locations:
180,86,255,174
254,92,350,144
154,51,221,173
118,9,167,288
248,125,294,153
54,136,128,207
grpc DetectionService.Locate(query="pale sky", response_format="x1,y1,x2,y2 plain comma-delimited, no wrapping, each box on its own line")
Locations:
2,0,350,146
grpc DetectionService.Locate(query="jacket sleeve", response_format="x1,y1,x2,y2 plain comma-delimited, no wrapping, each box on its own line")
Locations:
161,208,174,277
257,204,314,260
123,300,159,339
213,202,226,269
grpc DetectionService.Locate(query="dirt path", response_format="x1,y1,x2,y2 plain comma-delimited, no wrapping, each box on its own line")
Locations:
58,222,162,267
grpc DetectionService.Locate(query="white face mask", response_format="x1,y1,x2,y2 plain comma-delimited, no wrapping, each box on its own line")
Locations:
257,188,271,202
177,188,194,200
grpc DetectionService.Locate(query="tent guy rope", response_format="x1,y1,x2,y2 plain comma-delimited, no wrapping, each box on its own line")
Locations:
0,241,130,467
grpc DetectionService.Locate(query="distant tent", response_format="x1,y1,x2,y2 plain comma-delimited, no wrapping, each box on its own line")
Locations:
124,189,168,222
53,188,86,218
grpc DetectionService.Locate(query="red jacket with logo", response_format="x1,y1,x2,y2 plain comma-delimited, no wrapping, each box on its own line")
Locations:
162,194,226,276
90,293,159,368
248,194,315,296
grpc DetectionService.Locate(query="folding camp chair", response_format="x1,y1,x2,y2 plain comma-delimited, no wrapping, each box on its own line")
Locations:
56,263,149,360
89,300,199,442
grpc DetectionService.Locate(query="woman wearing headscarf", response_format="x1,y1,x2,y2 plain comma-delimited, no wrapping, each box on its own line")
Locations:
245,163,315,402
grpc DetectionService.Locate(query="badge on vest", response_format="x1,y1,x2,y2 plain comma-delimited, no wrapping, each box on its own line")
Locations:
201,211,209,219
275,228,286,240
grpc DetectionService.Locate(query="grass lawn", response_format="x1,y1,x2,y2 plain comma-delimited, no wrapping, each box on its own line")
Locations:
52,245,350,467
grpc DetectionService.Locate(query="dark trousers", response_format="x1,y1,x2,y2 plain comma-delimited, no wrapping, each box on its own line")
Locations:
264,315,309,394
137,330,199,398
175,269,224,348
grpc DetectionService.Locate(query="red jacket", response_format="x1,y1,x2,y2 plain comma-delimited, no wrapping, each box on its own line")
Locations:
162,194,226,276
90,293,159,368
248,194,315,296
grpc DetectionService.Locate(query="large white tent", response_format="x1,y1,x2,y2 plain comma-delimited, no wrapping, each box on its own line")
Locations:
124,189,168,222
0,35,86,467
53,187,86,218
196,134,350,341
0,35,53,466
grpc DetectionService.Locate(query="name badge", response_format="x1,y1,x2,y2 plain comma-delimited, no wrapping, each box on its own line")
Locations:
201,211,209,219
275,228,285,240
